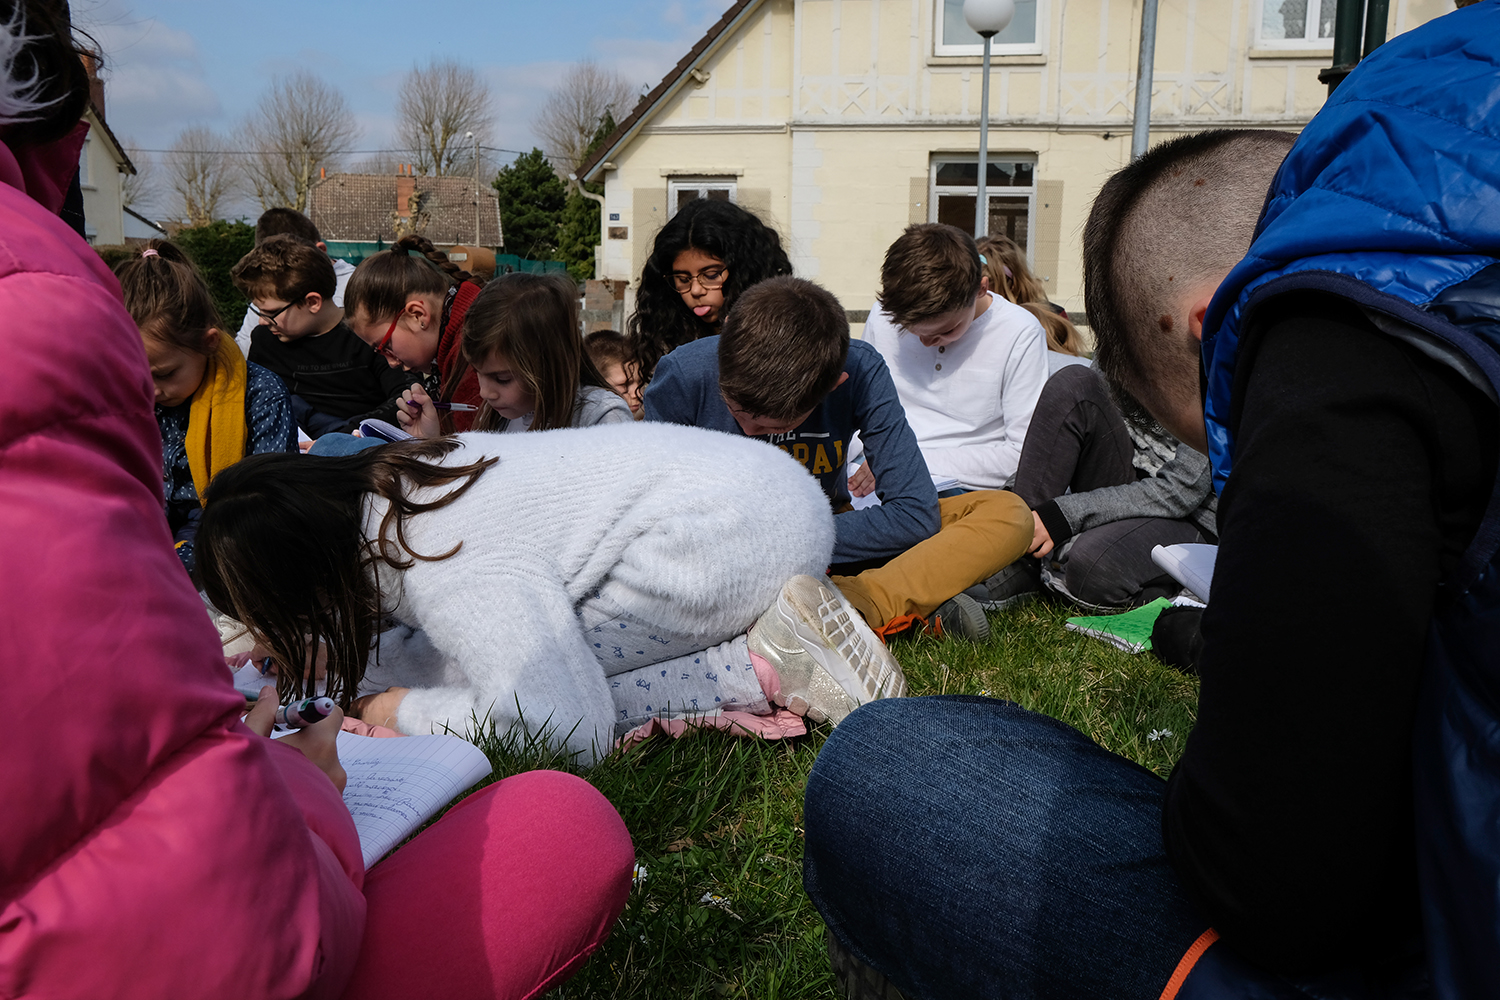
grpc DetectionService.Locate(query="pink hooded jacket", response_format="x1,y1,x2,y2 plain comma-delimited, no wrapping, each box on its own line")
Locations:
0,135,366,998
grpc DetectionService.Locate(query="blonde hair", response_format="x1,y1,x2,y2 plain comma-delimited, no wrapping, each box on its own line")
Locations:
976,235,1048,306
1021,302,1088,358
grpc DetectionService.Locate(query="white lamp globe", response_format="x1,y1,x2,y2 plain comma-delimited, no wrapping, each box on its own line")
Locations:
964,0,1016,36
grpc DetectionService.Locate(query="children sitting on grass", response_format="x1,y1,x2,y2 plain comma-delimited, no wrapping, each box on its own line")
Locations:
231,234,412,439
232,207,354,357
584,329,643,418
114,241,296,576
858,224,1048,494
645,275,1031,642
399,273,631,437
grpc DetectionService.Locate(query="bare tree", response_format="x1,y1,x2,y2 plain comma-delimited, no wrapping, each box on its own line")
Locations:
533,61,640,176
242,72,360,213
120,135,157,216
395,59,495,176
162,127,236,226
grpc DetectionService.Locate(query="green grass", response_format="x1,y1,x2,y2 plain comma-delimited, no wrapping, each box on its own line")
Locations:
462,599,1200,998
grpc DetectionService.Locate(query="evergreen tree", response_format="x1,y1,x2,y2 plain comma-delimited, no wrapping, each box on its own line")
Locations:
556,111,616,281
492,147,567,260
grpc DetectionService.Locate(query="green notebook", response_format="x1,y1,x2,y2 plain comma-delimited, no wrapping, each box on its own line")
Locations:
1064,598,1175,654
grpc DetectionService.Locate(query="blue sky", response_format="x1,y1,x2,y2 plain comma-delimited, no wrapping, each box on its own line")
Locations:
74,0,726,210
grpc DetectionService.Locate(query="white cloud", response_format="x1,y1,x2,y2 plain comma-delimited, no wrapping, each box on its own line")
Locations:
80,6,222,149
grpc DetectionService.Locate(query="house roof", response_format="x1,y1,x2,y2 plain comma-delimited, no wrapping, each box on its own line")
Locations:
307,173,503,247
578,0,764,183
83,104,135,176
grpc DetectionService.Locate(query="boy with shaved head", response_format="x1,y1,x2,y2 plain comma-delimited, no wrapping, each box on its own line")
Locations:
801,4,1500,998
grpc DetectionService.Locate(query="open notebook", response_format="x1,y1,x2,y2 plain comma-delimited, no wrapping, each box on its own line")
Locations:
334,732,492,867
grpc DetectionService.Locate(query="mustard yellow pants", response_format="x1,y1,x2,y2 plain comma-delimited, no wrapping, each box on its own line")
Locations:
832,489,1032,634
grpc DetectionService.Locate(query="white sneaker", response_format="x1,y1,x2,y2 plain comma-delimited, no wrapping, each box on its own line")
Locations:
747,575,908,725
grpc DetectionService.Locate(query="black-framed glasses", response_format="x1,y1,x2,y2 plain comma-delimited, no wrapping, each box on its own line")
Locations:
248,295,306,324
668,265,728,293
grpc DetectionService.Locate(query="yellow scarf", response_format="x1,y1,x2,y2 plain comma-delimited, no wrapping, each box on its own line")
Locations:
186,334,249,503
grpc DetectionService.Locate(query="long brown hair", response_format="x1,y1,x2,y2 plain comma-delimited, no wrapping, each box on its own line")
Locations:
197,438,497,708
113,240,221,353
462,272,608,431
343,233,480,325
1021,302,1089,358
976,234,1048,307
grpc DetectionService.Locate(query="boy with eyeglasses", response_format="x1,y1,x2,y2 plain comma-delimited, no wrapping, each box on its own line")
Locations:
231,234,412,439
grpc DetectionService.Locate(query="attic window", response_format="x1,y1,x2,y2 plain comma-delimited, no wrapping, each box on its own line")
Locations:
668,177,737,216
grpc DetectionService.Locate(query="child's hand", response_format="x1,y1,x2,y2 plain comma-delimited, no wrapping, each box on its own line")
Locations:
848,461,876,497
244,686,347,792
396,383,442,439
1028,510,1054,557
299,438,316,453
350,687,410,732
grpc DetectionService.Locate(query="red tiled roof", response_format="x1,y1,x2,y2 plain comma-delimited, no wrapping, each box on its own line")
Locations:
578,0,761,182
308,173,503,247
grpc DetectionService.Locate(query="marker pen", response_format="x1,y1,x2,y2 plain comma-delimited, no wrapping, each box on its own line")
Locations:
275,697,337,728
405,399,478,412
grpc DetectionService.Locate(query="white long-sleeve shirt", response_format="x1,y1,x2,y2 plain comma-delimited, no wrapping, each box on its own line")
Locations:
862,292,1048,490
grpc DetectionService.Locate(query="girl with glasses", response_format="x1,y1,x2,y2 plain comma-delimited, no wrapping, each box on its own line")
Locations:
627,198,792,384
342,234,486,432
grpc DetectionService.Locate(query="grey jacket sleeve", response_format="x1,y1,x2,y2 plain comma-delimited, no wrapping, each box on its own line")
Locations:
1037,443,1217,544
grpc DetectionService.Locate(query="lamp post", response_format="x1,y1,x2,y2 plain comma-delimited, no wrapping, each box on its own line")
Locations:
466,131,480,246
964,0,1015,239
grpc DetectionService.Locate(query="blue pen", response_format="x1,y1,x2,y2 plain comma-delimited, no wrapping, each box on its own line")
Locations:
275,697,336,728
405,399,478,413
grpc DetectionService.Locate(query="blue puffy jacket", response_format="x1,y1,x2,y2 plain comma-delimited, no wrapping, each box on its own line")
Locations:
1191,3,1500,997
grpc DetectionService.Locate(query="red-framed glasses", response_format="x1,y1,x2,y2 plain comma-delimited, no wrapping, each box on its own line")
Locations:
374,315,401,359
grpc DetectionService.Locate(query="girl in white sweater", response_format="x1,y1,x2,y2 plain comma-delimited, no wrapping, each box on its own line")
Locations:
197,423,906,761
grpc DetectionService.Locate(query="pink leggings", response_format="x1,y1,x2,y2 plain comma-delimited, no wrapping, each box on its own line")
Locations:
339,770,634,1000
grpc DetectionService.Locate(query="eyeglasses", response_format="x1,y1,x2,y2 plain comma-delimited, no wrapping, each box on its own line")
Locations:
248,296,306,324
668,265,728,293
373,314,401,359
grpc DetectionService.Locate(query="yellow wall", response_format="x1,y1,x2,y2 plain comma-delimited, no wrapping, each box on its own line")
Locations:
599,0,1455,323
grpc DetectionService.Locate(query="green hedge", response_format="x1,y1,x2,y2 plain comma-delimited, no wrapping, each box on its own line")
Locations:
173,221,256,331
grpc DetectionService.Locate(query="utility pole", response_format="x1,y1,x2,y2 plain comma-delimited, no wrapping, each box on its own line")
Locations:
467,131,480,246
1131,0,1160,160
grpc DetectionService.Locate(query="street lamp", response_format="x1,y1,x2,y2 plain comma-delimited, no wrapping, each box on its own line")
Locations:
466,131,480,246
964,0,1015,238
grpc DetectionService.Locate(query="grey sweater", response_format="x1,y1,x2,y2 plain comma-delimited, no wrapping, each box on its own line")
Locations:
1035,430,1218,545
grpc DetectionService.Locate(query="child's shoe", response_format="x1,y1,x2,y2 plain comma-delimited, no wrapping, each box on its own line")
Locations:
747,575,908,725
970,558,1042,611
927,592,991,641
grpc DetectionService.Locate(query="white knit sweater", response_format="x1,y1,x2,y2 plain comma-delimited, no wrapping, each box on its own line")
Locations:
359,423,834,760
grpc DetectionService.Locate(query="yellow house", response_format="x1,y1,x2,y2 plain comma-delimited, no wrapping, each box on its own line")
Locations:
580,0,1454,326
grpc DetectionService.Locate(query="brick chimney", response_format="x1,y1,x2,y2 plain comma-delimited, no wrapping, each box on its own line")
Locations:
80,53,105,120
396,167,415,217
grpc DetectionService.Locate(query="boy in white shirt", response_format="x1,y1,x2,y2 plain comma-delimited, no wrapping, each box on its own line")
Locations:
857,224,1048,493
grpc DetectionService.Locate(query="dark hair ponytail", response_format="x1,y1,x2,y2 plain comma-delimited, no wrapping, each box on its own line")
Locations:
627,199,792,382
197,438,497,708
343,233,482,324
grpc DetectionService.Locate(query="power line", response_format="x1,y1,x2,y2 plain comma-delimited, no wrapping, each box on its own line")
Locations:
127,145,529,157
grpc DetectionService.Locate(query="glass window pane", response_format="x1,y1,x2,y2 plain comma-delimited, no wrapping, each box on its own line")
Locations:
942,0,1038,46
707,188,731,201
936,162,979,185
988,196,1030,249
1262,0,1307,41
937,193,978,236
935,160,1035,189
1316,0,1336,38
676,189,700,212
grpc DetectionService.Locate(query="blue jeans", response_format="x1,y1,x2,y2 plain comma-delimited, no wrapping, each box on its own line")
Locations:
308,433,385,456
802,697,1425,1000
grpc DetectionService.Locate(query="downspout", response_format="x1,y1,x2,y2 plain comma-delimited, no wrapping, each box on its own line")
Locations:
569,172,607,280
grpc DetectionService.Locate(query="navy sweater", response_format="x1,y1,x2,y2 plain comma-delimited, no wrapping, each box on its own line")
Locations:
644,337,940,564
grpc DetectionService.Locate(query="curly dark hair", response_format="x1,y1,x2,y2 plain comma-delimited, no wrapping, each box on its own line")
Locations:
627,198,791,382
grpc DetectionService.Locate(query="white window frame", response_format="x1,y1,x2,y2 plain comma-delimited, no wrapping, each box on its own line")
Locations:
1255,0,1339,48
928,154,1038,256
933,0,1045,57
78,135,92,189
667,177,738,217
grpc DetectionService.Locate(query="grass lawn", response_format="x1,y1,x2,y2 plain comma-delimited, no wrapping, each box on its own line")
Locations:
466,599,1200,999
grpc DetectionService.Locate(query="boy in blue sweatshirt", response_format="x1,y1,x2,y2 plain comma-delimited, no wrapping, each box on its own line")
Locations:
645,276,1030,638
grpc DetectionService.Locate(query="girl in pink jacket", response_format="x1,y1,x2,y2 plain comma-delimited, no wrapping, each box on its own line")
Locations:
0,6,631,998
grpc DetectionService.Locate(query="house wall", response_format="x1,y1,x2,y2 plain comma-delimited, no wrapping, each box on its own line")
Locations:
600,0,1454,325
79,108,126,246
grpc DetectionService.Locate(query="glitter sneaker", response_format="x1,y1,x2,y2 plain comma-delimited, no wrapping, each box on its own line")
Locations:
747,575,908,725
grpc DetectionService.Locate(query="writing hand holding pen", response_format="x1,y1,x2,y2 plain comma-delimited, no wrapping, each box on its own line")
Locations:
244,686,347,792
396,382,444,439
